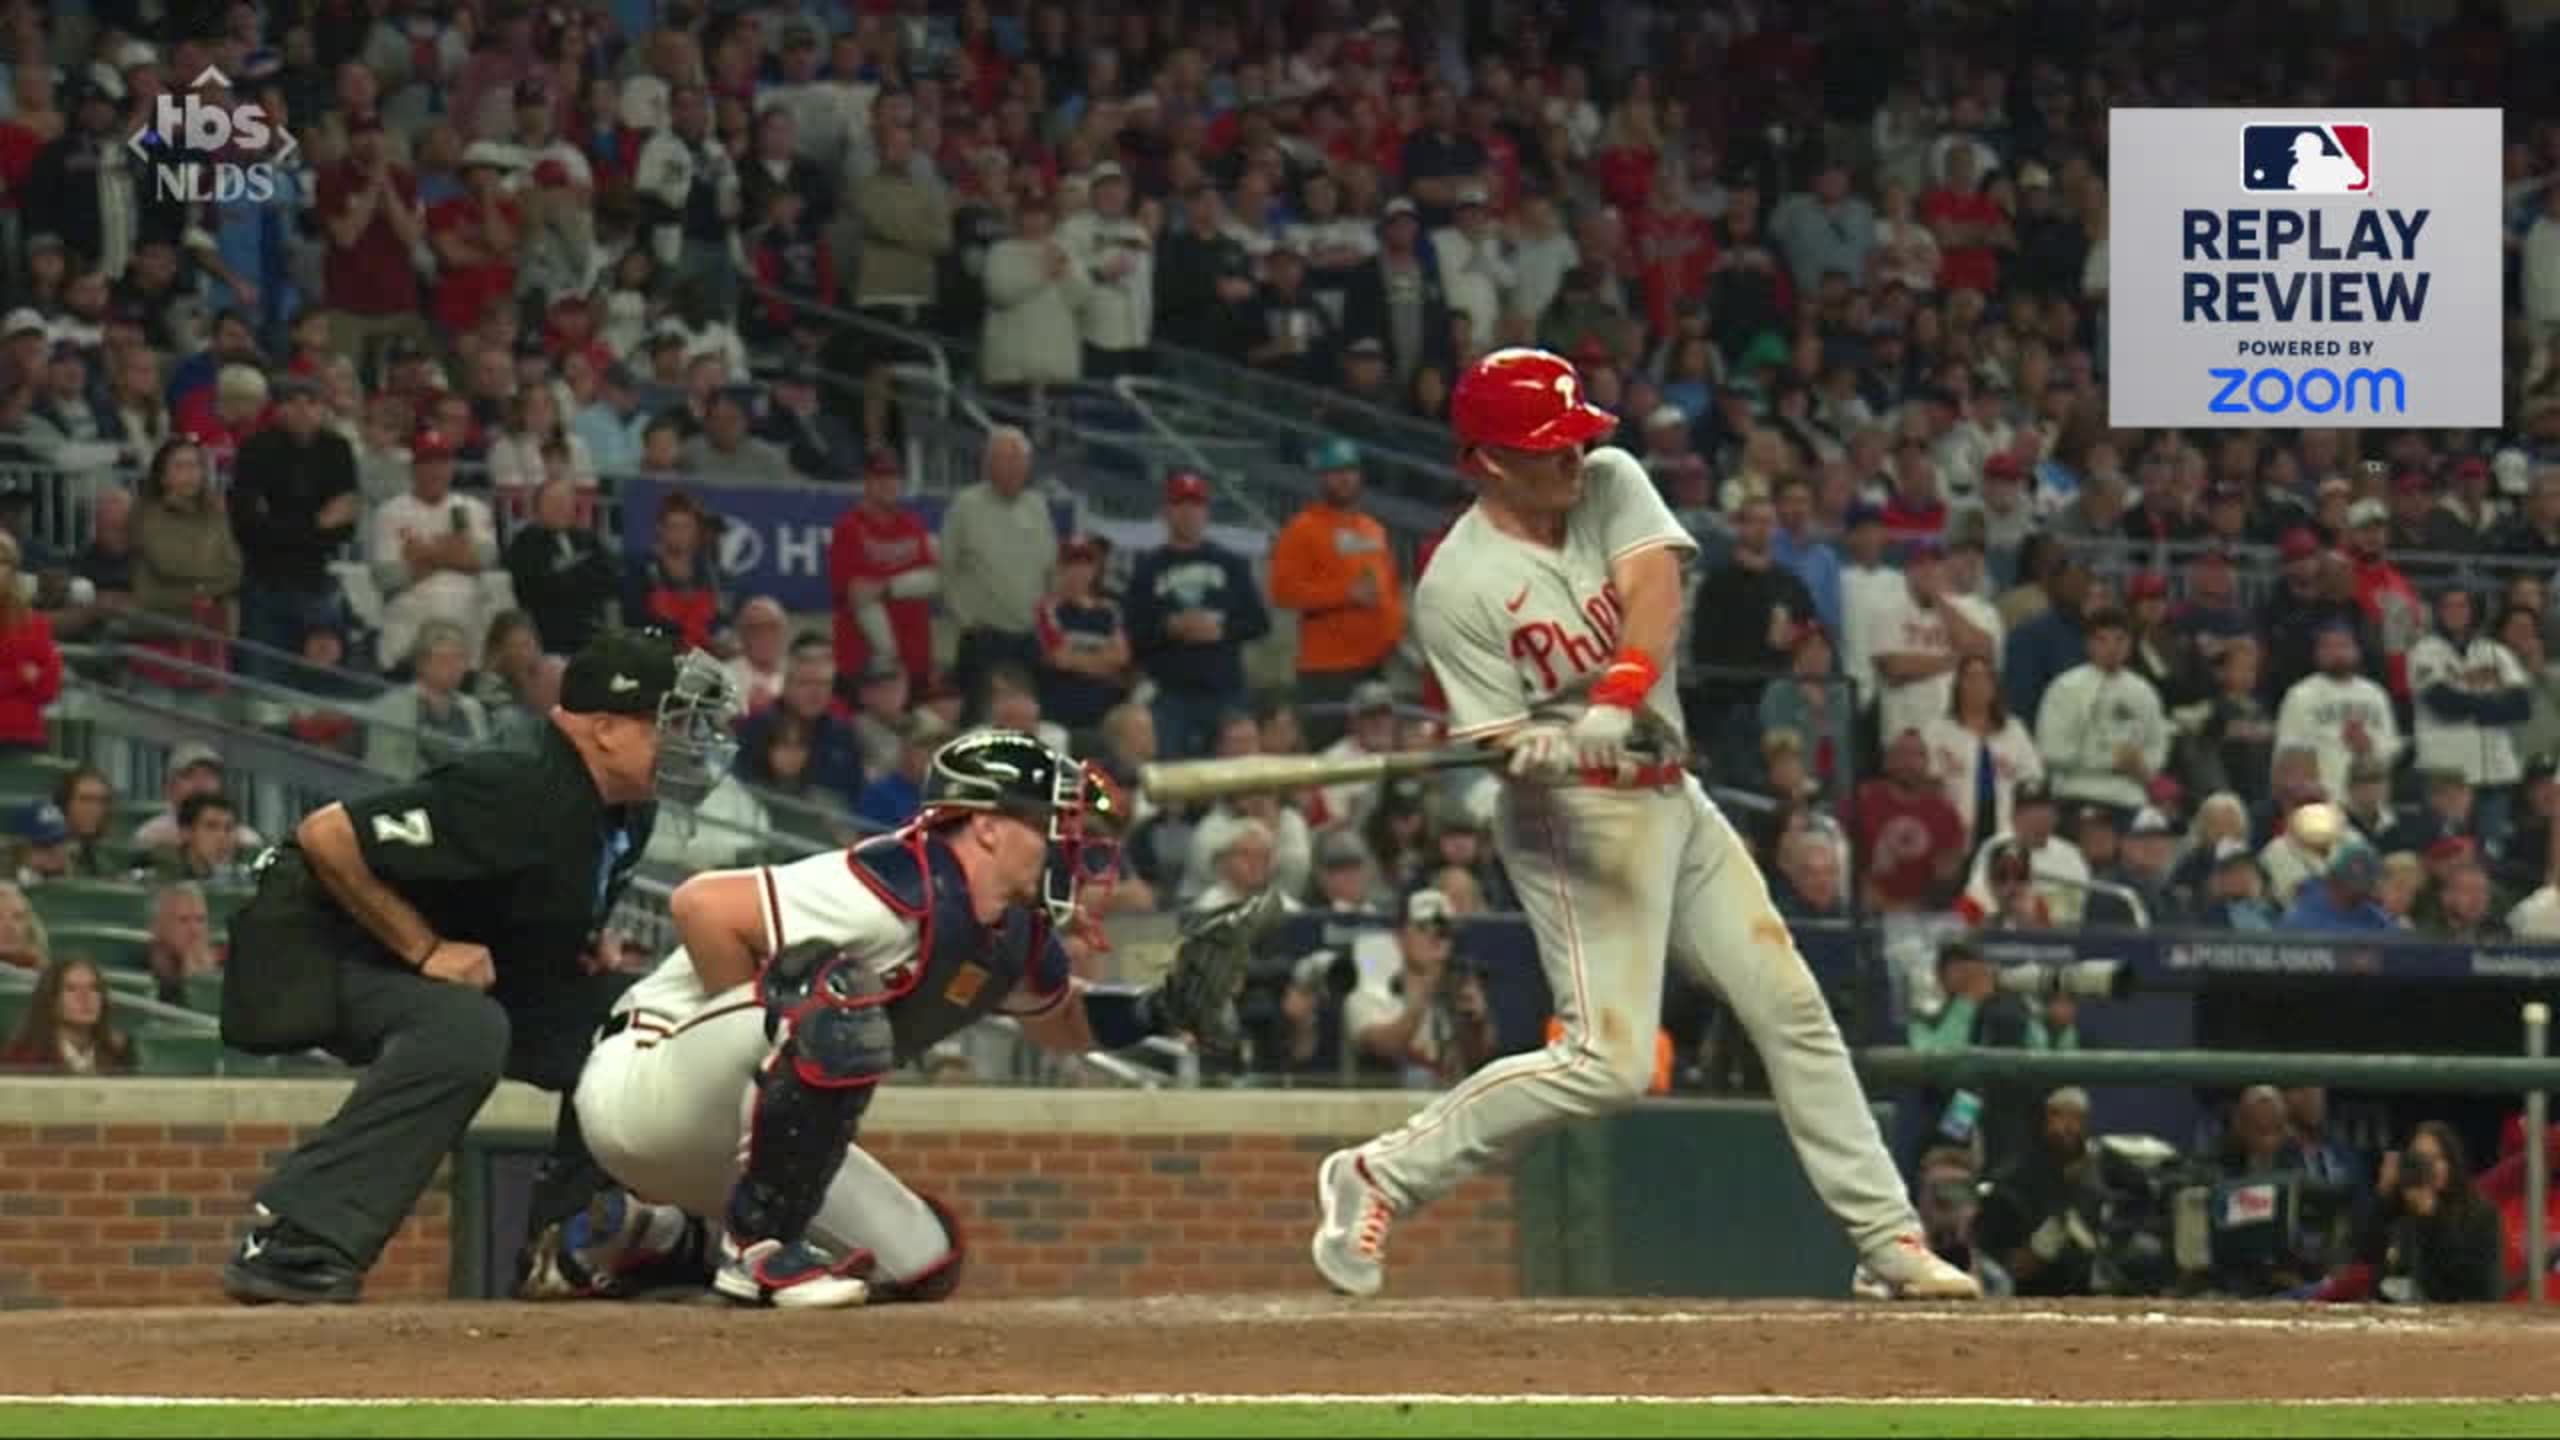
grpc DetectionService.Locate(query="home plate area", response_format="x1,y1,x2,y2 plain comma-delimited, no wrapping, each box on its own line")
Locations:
3,1298,2557,1404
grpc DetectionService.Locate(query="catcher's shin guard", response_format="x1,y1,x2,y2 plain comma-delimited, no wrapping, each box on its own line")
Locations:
728,941,895,1250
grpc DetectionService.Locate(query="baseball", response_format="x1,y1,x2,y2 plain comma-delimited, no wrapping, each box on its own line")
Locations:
2288,801,2344,852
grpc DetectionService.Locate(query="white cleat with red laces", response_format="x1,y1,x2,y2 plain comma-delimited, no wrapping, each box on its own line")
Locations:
1310,1149,1397,1298
1852,1231,1983,1300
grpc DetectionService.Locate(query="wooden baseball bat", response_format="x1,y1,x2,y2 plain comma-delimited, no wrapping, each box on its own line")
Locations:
1139,745,1502,805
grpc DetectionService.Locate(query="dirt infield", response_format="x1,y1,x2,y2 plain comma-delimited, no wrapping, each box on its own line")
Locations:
5,1298,2560,1403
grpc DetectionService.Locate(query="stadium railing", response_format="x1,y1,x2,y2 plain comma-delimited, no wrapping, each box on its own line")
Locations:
2056,534,2560,609
1144,340,1457,467
1858,1021,2556,1305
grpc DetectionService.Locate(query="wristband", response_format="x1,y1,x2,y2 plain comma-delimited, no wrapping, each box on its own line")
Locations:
411,938,439,971
1589,647,1661,710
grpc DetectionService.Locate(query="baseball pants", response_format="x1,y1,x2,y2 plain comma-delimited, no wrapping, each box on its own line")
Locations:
574,987,955,1286
1357,774,1919,1254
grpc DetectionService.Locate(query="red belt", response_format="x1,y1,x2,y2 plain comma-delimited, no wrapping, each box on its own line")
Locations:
1573,760,1688,789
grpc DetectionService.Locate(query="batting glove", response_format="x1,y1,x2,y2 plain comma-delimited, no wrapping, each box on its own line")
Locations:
1567,702,1637,776
1503,723,1577,782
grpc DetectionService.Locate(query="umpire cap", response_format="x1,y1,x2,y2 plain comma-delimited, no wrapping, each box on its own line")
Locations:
559,628,681,716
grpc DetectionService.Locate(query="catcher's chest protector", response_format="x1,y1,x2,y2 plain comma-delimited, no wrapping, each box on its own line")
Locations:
848,828,1070,1061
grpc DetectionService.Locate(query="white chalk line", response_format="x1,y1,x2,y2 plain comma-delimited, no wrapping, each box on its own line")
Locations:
3,1394,2558,1410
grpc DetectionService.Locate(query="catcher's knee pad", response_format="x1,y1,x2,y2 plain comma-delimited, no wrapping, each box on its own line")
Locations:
731,943,894,1245
873,1190,967,1304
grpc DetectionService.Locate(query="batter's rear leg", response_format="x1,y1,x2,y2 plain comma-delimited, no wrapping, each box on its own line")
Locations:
1313,785,1681,1297
1665,786,1979,1300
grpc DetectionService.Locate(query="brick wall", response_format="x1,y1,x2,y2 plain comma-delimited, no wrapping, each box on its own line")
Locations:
862,1131,1513,1299
0,1085,1514,1309
0,1121,452,1309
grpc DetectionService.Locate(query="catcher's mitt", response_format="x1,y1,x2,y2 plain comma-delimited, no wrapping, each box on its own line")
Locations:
1153,888,1287,1054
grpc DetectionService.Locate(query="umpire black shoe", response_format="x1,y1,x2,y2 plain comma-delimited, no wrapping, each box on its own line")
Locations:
221,1216,364,1306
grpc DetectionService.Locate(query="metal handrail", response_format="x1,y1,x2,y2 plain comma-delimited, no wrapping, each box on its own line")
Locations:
2056,533,2560,587
744,285,953,402
1146,339,1456,462
1108,376,1286,533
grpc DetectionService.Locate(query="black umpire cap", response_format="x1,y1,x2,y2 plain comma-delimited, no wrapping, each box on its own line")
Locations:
559,628,680,716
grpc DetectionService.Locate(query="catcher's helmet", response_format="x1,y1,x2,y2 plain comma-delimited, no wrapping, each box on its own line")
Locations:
1451,346,1619,453
920,729,1126,925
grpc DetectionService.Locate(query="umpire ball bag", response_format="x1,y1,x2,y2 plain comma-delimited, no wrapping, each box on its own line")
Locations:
219,847,351,1055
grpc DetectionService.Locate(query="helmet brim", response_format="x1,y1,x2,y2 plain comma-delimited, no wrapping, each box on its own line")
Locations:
1492,403,1618,453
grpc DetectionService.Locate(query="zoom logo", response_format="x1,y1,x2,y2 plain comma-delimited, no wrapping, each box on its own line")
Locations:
2206,366,2407,415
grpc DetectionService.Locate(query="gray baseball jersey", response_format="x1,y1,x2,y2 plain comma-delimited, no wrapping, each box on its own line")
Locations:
1349,443,1919,1265
1414,446,1695,745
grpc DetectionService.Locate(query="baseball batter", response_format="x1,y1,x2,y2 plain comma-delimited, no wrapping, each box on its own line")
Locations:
558,729,1273,1307
1309,347,1979,1302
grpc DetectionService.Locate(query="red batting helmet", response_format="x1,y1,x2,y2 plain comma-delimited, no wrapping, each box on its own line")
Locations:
1451,347,1619,453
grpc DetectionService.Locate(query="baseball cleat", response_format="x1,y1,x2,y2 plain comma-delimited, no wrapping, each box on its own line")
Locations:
713,1234,874,1309
518,1188,675,1300
1310,1149,1396,1298
220,1216,362,1306
1851,1232,1982,1301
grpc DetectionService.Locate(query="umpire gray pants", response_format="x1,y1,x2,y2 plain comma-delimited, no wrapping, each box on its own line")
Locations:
257,956,625,1270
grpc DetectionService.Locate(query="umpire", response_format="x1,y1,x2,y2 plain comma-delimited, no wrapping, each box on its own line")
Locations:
217,628,740,1304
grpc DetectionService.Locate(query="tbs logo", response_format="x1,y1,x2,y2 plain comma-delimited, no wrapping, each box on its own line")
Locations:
2241,123,2370,194
128,67,299,203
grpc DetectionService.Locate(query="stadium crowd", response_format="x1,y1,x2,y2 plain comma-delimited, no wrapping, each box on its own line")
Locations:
2,0,2560,1295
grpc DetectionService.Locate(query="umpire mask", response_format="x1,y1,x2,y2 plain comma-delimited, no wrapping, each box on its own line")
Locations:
652,651,743,808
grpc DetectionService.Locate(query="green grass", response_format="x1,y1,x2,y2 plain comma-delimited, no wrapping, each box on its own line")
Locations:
3,1403,2558,1439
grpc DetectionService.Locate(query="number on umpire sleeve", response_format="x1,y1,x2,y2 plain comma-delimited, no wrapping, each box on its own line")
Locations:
371,809,435,847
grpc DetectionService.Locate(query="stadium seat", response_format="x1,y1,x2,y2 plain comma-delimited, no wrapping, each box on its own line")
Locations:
132,1027,227,1075
29,881,151,932
0,752,75,793
205,886,253,931
50,924,153,975
183,971,224,1016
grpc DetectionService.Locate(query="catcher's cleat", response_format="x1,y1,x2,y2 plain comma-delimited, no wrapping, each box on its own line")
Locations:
1310,1149,1396,1299
1851,1232,1983,1301
713,1233,875,1309
518,1188,677,1300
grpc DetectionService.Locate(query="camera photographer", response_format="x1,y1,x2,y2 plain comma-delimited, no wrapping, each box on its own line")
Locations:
2309,1121,2501,1304
1972,1087,2111,1297
1345,889,1496,1089
1906,937,2035,1164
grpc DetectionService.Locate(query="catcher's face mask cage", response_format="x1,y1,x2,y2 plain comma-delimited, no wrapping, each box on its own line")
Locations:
653,651,742,808
1038,759,1125,929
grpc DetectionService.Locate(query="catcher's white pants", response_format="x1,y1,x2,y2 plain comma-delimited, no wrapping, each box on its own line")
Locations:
1358,774,1919,1254
573,984,952,1284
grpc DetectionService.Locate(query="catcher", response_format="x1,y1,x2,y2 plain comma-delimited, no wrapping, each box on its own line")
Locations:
529,728,1279,1307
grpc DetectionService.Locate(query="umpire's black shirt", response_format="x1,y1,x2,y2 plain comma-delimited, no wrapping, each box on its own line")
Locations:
326,722,655,1013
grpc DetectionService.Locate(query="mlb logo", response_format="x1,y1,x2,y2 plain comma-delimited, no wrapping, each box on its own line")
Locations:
2242,122,2371,194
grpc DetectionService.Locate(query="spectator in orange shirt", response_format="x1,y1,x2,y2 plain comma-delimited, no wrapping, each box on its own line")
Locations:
827,449,940,694
1270,438,1405,745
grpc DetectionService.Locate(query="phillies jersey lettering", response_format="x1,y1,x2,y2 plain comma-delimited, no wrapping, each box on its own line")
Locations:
1415,446,1697,743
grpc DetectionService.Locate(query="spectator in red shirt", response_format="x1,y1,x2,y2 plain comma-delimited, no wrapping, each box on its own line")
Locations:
1882,440,1951,538
2344,496,2425,699
175,364,272,475
1851,728,1968,912
0,62,61,220
426,143,523,337
1918,145,2009,296
827,450,939,692
314,111,429,376
0,531,61,751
